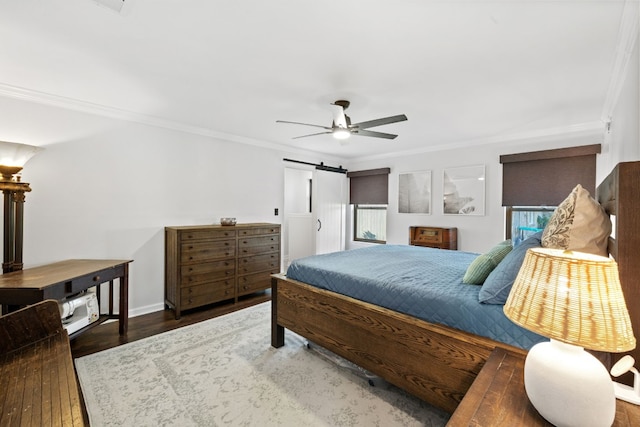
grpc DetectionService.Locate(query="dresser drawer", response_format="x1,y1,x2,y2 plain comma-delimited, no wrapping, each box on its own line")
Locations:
239,235,280,248
181,280,235,308
237,253,279,274
181,260,235,286
180,229,236,241
238,226,280,237
239,241,280,256
237,270,277,296
180,240,235,263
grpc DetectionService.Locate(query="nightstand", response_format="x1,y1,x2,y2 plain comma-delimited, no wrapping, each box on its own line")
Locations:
447,347,640,426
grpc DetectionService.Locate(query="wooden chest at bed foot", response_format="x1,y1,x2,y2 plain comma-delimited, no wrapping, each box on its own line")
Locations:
165,223,280,319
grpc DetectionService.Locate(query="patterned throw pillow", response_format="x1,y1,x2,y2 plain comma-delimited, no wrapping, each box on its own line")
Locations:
463,240,513,285
541,184,611,257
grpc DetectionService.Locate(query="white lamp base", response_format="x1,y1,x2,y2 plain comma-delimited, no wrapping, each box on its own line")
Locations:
524,339,615,427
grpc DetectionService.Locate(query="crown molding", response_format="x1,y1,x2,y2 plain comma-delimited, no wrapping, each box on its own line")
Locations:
356,121,606,162
0,82,326,157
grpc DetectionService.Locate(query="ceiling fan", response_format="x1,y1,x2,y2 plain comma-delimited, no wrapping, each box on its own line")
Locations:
277,100,407,141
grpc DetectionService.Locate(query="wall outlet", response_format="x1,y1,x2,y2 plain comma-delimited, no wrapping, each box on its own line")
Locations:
274,208,279,216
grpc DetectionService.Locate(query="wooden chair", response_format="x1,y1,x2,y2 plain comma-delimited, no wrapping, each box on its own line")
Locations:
0,300,87,426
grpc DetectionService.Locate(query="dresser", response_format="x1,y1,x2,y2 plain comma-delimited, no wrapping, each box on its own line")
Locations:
409,226,457,250
165,223,280,319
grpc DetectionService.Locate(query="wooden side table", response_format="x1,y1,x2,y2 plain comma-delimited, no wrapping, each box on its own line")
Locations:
448,347,640,426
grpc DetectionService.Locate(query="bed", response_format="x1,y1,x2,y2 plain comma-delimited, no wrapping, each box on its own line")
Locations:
271,161,640,414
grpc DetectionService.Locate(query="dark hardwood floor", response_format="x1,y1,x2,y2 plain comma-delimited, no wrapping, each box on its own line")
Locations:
70,291,271,358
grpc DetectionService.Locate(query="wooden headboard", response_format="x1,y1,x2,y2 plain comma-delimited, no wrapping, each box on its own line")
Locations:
596,161,640,372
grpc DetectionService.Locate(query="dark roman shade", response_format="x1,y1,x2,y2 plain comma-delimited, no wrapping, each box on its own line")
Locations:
347,168,391,204
500,144,601,206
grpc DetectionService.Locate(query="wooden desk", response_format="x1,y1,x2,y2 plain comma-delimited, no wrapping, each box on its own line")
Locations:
448,347,640,426
0,259,132,337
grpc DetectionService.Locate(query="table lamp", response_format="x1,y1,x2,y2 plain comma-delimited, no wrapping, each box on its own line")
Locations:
504,248,636,427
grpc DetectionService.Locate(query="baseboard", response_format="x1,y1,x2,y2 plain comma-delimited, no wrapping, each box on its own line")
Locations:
128,302,165,318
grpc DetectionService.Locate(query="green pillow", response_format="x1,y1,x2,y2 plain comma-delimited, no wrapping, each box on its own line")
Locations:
463,241,513,285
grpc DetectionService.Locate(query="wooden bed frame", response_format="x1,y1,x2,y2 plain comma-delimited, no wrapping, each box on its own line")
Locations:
271,161,640,414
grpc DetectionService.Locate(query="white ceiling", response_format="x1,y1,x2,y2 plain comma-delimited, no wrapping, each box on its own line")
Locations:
0,0,634,160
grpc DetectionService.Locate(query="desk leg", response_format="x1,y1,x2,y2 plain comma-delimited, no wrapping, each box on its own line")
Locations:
119,263,129,335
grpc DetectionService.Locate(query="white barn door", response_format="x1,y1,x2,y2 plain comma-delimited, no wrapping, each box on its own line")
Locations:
312,169,346,255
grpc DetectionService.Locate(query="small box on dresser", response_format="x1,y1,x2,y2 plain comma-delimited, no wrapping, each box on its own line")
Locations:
165,223,280,319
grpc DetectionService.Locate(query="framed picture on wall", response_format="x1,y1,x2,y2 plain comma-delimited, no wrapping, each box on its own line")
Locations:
398,171,431,214
443,165,485,215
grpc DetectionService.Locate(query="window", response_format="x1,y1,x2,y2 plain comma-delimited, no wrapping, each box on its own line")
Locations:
347,168,390,245
507,207,555,245
500,144,600,242
354,204,387,243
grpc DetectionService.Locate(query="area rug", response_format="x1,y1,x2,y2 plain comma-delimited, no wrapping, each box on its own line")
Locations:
75,302,450,426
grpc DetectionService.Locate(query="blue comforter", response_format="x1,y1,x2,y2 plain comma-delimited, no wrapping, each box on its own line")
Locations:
286,245,544,349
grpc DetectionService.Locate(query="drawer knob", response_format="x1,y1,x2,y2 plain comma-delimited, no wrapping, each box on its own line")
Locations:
93,275,100,282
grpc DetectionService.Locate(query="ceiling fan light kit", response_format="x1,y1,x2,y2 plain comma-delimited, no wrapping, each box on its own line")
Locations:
332,128,351,140
277,100,407,141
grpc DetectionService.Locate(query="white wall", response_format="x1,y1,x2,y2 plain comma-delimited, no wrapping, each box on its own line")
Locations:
0,95,331,317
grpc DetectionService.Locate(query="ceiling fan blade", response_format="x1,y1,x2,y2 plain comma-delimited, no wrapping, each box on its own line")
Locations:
292,131,332,139
351,129,398,139
276,120,331,130
351,114,408,130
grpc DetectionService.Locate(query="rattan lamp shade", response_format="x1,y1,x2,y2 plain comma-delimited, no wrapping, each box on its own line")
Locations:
504,247,636,353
